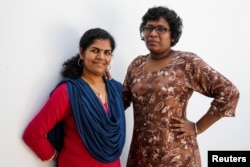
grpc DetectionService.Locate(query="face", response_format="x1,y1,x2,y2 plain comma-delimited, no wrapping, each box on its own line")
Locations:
80,39,112,76
143,17,172,55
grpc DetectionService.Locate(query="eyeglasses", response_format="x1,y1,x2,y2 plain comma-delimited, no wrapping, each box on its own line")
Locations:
143,25,170,34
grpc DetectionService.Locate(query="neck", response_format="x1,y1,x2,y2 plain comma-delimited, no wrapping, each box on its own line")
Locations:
149,49,173,60
81,74,104,85
81,75,106,101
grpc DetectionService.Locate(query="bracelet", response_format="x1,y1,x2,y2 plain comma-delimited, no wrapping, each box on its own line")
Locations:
46,150,58,161
194,123,198,136
53,150,58,160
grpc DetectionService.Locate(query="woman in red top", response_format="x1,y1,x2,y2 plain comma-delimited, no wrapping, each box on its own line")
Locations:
23,28,126,167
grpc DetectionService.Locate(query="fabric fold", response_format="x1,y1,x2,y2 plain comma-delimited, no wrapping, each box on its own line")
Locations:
64,77,125,163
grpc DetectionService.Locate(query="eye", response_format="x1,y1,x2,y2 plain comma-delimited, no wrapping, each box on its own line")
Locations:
156,27,168,33
90,48,100,53
144,26,154,32
104,50,112,56
156,27,165,33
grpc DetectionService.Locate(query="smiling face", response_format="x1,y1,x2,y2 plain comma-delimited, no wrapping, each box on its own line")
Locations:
143,17,172,55
80,39,112,77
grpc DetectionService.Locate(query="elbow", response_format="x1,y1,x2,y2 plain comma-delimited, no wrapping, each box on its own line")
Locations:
233,87,240,104
22,127,29,144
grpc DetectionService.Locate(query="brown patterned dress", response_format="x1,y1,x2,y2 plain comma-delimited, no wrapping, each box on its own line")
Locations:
123,51,240,167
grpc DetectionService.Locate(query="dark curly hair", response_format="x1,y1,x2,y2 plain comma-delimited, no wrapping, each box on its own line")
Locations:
139,6,183,47
61,28,116,78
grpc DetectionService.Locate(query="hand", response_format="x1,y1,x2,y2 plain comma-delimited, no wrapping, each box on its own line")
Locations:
170,116,196,138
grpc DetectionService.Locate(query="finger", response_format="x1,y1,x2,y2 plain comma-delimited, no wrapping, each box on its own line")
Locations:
172,128,184,132
177,133,187,139
171,116,180,121
172,117,184,123
170,123,182,127
171,128,183,133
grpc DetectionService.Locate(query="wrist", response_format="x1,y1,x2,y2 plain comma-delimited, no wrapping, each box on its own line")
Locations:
52,150,58,160
45,150,58,162
194,123,198,136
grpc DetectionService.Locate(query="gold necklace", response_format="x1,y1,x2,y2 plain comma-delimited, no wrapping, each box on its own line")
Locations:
90,86,102,98
82,77,105,98
90,85,107,104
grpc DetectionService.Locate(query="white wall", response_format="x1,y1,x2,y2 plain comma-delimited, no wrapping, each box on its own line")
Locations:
0,0,249,166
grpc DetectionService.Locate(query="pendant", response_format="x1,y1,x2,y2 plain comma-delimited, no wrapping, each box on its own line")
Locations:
97,93,102,98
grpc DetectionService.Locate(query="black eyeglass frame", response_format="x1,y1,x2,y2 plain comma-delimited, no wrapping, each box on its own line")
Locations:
142,25,171,34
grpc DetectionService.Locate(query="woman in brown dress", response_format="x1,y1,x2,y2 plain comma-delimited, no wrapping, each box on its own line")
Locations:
123,6,240,167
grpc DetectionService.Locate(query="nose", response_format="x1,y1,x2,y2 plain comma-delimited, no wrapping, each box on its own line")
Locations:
149,28,158,36
96,51,105,59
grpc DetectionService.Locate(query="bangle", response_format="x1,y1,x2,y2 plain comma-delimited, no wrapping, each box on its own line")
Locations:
46,150,58,161
53,150,58,160
194,123,198,136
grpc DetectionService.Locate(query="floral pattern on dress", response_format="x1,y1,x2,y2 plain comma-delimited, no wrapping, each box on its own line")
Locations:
123,51,239,167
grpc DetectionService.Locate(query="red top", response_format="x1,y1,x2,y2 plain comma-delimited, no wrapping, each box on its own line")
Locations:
23,83,121,167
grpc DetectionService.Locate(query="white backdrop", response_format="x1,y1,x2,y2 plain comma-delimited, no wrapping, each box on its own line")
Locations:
0,0,249,166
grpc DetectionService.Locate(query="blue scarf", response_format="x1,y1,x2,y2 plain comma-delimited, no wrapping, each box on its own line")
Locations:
48,77,126,163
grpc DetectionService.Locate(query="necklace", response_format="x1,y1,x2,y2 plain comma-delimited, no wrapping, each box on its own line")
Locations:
82,77,105,99
90,86,102,98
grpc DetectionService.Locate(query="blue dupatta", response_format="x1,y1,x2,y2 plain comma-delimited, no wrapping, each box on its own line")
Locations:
48,77,126,163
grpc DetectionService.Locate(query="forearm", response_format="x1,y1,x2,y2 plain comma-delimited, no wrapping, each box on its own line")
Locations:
196,112,221,135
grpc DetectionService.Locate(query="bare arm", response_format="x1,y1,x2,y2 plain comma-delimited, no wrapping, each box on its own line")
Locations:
196,112,221,135
171,113,221,138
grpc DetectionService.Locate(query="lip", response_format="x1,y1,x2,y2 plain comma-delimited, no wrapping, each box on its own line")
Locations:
147,40,159,46
93,62,106,67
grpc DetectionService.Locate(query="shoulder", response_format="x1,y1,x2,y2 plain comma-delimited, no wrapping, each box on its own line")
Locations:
173,50,204,64
51,83,67,96
127,54,147,68
107,78,122,87
175,50,199,59
132,55,147,62
107,78,122,90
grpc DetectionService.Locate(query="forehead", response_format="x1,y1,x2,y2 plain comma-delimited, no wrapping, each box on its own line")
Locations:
89,39,112,50
146,17,169,27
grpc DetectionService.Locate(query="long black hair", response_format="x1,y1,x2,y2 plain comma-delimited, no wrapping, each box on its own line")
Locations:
61,28,116,78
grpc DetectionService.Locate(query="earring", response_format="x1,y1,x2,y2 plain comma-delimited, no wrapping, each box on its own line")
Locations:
107,64,111,70
78,58,83,66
